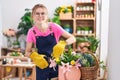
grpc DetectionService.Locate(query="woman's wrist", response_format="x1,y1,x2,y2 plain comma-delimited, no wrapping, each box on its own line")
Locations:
65,40,69,45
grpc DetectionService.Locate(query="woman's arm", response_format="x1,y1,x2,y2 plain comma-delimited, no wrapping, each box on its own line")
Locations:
25,42,33,57
52,30,76,59
62,30,76,45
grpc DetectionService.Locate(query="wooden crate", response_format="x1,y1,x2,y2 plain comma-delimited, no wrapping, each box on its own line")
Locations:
59,12,72,19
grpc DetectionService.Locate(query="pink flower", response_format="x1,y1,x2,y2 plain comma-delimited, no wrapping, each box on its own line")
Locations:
61,62,72,73
71,51,76,55
75,62,81,69
49,59,57,71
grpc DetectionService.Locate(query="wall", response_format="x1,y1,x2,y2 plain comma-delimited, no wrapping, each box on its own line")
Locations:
98,0,109,77
1,0,75,29
108,0,120,79
0,1,2,56
0,0,75,47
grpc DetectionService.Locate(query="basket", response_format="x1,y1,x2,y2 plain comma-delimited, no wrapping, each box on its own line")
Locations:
59,12,72,19
80,52,99,80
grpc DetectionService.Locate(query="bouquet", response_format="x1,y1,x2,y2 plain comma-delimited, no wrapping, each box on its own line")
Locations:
55,48,81,67
3,28,16,47
3,28,16,37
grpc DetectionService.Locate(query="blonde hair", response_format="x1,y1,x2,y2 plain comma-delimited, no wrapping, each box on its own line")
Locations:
32,4,48,16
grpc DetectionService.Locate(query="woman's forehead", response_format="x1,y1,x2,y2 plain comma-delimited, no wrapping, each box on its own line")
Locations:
35,8,47,12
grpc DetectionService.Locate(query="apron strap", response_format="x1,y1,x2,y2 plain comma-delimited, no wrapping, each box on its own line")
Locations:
32,29,37,48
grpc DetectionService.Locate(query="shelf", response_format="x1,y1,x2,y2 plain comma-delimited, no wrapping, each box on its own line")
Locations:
2,47,21,52
75,33,95,36
75,0,96,51
76,10,94,12
76,2,95,4
60,18,74,20
0,56,28,60
76,18,95,20
59,0,96,51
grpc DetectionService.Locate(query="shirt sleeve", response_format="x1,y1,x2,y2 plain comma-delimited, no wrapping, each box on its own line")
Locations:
51,22,64,42
26,28,36,44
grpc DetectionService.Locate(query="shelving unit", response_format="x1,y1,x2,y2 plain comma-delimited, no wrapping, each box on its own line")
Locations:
1,47,21,56
60,0,96,51
60,19,74,33
75,0,96,36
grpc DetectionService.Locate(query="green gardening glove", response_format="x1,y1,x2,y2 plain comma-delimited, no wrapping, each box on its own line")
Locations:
52,40,66,59
30,52,48,69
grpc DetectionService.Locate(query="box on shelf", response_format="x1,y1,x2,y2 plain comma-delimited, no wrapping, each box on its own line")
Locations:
59,12,72,19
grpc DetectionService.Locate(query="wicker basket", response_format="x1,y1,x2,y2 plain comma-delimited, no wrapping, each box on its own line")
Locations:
80,53,99,80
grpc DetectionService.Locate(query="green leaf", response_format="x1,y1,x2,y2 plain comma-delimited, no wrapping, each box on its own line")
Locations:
17,9,33,35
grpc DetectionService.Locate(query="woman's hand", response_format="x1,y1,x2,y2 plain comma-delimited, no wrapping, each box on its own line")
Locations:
30,52,48,69
52,40,66,59
25,52,31,57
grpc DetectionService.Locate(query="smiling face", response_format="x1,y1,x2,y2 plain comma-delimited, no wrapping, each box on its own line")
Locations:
32,4,48,25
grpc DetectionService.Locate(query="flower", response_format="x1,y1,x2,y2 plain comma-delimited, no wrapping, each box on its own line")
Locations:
55,48,81,68
53,48,97,67
54,5,74,16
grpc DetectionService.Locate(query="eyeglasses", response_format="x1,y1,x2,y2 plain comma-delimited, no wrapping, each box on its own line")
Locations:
34,12,46,16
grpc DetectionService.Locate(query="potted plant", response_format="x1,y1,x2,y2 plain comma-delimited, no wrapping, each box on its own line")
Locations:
63,23,72,33
17,8,33,35
54,5,74,19
76,26,82,34
83,26,92,35
12,40,20,48
55,48,81,80
76,36,99,53
78,52,99,80
3,28,16,48
54,5,74,16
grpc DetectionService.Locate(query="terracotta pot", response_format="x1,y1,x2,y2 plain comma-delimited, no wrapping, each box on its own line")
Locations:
58,66,81,80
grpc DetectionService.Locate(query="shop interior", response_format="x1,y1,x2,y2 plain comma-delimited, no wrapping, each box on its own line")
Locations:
1,0,119,80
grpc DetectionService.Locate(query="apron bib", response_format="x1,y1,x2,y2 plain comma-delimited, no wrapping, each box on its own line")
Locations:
33,27,58,80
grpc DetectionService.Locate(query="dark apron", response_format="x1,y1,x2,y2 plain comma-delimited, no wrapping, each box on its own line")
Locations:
33,28,58,80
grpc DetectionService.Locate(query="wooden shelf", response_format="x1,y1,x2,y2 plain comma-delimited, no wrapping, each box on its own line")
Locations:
60,18,74,20
75,18,95,20
1,47,21,56
75,33,95,36
2,47,21,52
76,2,95,4
0,56,28,60
59,0,96,51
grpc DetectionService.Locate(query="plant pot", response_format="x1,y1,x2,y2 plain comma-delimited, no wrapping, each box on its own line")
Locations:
13,45,20,48
77,30,81,34
7,38,12,48
64,28,72,33
58,66,81,80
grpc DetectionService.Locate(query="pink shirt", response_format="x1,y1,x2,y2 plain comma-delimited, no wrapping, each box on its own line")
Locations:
26,22,64,45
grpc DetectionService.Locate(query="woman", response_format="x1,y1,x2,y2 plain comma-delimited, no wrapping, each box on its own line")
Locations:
25,4,76,80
